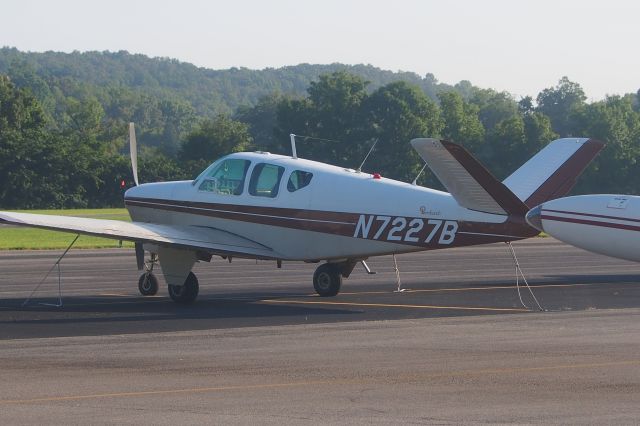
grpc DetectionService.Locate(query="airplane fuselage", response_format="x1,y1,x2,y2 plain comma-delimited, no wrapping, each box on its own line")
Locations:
526,194,640,262
125,152,536,262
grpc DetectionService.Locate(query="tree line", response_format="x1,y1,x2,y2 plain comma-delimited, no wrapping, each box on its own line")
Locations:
1,67,639,209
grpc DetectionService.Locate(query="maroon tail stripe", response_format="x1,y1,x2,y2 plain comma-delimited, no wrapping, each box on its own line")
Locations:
524,139,605,208
541,215,640,232
440,141,529,217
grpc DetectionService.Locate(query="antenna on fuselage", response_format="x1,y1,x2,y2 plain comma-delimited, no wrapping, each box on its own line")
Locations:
288,134,342,160
290,134,298,159
411,162,428,186
356,139,378,173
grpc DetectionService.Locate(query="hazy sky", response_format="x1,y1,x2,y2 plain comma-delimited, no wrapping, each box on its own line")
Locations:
2,0,638,100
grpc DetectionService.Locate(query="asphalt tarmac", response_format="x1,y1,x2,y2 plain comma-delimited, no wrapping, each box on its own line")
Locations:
0,238,638,424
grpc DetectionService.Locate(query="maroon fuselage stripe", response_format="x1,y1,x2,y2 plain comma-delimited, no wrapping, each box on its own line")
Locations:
125,197,537,248
543,208,640,224
541,215,640,232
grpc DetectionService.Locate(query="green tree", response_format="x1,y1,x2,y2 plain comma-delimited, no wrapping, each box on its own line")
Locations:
518,96,534,114
0,76,69,208
522,112,557,156
62,95,104,143
483,111,557,180
157,99,197,155
275,71,370,166
438,91,485,152
571,95,640,194
469,88,518,130
485,116,526,178
179,115,253,177
235,93,287,153
536,76,586,136
361,81,443,182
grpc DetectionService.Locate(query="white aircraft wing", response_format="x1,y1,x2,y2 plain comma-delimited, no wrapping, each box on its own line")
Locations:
0,211,279,260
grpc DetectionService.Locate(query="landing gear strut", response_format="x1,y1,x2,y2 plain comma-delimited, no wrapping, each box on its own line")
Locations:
313,263,343,297
138,253,159,296
168,272,199,304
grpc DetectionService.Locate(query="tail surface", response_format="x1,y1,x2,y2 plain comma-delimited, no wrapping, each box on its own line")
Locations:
411,138,529,216
410,137,603,217
502,138,604,207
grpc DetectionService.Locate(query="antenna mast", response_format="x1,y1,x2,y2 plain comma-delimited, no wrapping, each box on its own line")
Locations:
411,162,428,185
290,134,297,159
356,139,378,173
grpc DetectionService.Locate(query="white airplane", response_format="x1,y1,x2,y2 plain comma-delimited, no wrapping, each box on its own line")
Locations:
526,194,639,262
0,125,603,304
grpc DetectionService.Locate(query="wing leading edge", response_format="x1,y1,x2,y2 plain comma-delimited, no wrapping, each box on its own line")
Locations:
0,211,279,260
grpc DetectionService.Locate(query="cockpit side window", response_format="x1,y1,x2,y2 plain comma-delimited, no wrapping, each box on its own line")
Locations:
249,163,285,198
287,170,313,192
198,159,250,195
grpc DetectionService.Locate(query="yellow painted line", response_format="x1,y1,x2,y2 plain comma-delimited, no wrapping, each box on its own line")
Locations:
98,293,134,297
335,282,616,297
0,380,340,405
260,299,529,312
1,359,637,405
99,293,163,298
454,360,640,377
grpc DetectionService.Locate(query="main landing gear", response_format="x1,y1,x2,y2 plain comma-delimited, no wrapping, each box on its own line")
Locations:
312,261,359,297
137,252,199,304
168,272,199,304
313,264,343,297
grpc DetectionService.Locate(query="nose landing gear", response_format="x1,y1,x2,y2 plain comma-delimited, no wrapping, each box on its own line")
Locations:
138,273,159,296
138,253,159,296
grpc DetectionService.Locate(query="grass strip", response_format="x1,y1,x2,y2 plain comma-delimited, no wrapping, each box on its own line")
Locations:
0,208,134,250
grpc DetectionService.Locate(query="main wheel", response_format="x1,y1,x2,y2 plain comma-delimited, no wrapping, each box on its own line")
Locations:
168,272,199,304
313,263,342,297
138,272,159,296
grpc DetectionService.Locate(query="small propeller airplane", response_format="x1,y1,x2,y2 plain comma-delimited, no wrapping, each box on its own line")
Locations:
0,124,603,304
526,194,639,262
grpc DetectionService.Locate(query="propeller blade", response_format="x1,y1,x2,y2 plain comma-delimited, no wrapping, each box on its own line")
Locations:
129,122,139,186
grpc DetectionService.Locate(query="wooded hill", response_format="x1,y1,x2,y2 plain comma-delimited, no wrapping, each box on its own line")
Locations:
0,47,452,115
0,47,638,209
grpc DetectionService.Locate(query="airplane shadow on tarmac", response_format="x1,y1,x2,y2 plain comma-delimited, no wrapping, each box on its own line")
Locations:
1,271,638,340
0,291,360,340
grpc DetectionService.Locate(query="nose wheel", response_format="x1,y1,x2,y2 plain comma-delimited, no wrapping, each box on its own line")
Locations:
138,252,159,296
138,272,159,296
313,263,342,297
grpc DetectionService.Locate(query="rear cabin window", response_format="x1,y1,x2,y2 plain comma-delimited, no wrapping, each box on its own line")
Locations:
198,159,250,195
249,163,285,198
287,170,313,192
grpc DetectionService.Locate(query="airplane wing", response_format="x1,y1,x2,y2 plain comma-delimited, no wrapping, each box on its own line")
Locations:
0,211,279,260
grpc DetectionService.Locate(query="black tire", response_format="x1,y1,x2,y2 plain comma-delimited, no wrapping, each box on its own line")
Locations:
168,272,199,304
313,263,342,297
138,272,159,296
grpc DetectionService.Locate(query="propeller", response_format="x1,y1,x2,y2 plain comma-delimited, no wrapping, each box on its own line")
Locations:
129,122,139,186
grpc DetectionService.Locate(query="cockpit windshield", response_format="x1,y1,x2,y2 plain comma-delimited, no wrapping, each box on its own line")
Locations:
197,158,250,195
